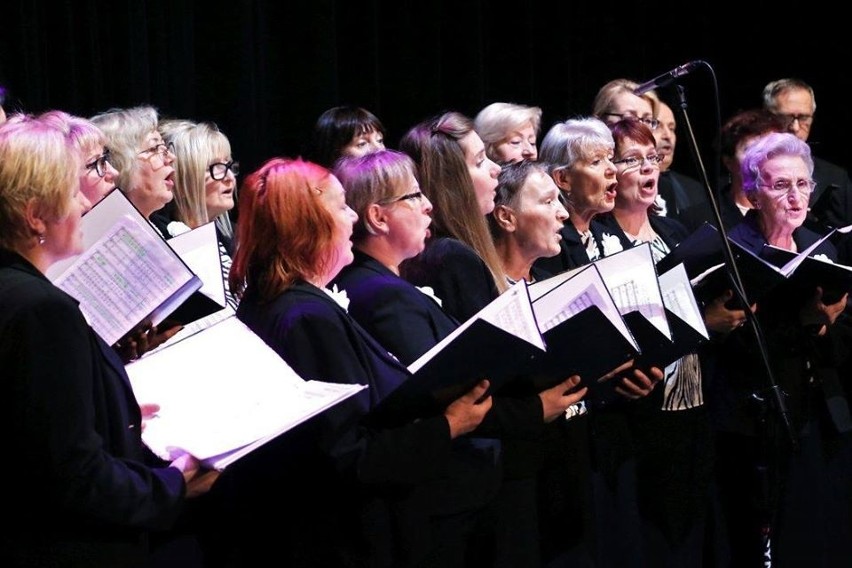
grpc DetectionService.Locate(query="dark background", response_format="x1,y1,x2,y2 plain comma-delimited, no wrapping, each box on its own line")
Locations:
2,0,848,183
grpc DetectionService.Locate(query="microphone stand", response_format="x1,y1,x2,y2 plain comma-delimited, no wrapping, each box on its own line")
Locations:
671,81,799,452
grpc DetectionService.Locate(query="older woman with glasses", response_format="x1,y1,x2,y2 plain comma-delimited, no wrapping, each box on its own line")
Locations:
713,131,852,566
155,120,237,240
39,110,119,206
90,105,176,223
156,120,239,311
598,117,750,566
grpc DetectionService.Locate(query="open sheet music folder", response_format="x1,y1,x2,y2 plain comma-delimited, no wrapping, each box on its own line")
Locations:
622,262,709,370
515,264,639,394
657,222,852,307
46,189,204,346
126,315,365,471
164,221,228,325
367,280,546,427
760,244,852,305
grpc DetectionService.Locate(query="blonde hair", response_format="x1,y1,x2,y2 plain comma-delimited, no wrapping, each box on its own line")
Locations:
474,102,542,161
333,150,417,243
90,105,159,193
40,110,106,158
592,78,658,118
160,119,234,238
0,113,79,250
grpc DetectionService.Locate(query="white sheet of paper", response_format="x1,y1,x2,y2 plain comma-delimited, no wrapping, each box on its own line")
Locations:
126,316,366,470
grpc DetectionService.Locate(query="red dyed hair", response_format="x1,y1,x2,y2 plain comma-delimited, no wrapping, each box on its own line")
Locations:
229,157,336,301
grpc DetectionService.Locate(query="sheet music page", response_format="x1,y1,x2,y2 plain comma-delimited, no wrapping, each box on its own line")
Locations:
51,214,195,345
658,263,709,339
527,264,587,301
531,265,637,349
593,243,672,339
408,280,544,375
126,316,366,470
167,221,226,306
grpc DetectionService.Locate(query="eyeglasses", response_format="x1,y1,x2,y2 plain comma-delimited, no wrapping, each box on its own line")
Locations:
378,191,424,206
209,160,240,180
138,142,175,160
601,113,660,130
759,178,816,198
85,150,111,177
612,154,663,170
778,113,813,127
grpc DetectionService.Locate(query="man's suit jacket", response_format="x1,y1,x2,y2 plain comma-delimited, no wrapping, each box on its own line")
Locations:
0,249,185,568
808,155,852,233
658,169,708,221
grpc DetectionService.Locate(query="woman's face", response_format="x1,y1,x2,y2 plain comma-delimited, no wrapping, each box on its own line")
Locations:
80,144,118,206
492,122,537,164
459,130,501,215
511,170,569,260
205,156,237,221
613,138,660,214
341,128,385,159
560,145,618,218
751,154,811,235
319,175,359,280
128,130,175,218
380,171,433,262
44,182,92,264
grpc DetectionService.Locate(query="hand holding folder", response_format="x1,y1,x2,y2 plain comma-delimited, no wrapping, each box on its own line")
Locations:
368,280,546,427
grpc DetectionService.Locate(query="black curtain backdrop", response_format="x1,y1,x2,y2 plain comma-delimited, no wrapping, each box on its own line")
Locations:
2,1,849,180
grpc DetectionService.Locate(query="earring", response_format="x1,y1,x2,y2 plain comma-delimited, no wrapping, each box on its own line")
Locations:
37,234,45,245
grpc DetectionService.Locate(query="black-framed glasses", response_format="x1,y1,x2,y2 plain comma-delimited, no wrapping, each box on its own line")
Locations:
778,113,813,127
378,190,424,206
602,112,661,130
759,178,816,198
209,160,240,180
138,142,175,160
612,154,663,170
85,149,111,177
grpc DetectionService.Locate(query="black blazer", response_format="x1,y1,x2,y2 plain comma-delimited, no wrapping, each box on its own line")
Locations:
533,218,623,276
0,249,185,568
335,249,458,365
401,236,499,323
678,181,746,233
598,211,691,254
335,250,544,469
658,168,707,221
809,155,852,233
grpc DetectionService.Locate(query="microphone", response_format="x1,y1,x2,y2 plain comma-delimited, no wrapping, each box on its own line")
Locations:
633,61,701,96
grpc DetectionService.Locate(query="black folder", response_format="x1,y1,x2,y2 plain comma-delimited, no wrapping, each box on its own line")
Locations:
656,222,785,308
506,305,639,396
760,244,852,305
626,307,707,370
367,281,545,427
